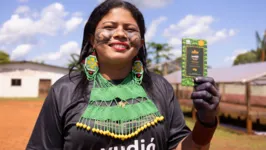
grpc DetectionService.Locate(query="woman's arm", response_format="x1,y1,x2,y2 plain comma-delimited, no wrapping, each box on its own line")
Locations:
176,76,220,150
176,116,217,150
176,133,210,150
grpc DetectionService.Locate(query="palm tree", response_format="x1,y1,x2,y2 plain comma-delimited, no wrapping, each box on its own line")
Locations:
146,42,174,75
255,30,266,61
147,42,173,64
0,50,10,64
233,30,266,65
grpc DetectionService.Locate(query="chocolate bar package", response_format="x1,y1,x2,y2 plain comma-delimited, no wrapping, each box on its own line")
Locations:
181,38,207,86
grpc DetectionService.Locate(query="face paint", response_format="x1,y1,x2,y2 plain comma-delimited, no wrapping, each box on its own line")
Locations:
127,32,142,49
94,29,116,46
94,27,142,49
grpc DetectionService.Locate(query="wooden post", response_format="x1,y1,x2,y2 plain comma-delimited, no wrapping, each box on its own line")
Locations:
163,63,168,76
245,82,252,134
175,84,179,98
217,83,225,126
222,83,225,101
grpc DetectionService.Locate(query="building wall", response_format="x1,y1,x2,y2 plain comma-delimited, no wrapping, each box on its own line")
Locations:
219,83,266,96
173,83,266,96
0,64,68,98
172,83,266,106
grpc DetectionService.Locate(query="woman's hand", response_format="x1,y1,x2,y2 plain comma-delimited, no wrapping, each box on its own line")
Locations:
190,77,221,126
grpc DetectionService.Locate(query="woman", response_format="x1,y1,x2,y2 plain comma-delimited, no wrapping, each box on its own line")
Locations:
27,0,220,150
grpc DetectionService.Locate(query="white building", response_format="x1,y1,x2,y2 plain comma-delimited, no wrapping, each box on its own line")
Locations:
0,61,69,98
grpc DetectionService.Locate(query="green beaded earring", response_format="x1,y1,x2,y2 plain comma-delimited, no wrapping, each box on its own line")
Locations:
132,57,144,84
83,49,99,80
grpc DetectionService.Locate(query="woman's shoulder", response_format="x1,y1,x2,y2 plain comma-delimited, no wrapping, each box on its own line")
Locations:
144,72,175,98
47,71,90,109
52,71,84,90
51,71,91,101
147,72,173,88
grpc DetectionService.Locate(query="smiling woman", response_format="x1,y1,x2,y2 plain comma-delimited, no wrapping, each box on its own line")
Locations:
92,7,143,69
26,0,220,150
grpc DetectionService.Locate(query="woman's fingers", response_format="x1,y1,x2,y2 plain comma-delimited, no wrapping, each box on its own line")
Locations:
194,82,219,97
194,77,218,88
191,91,212,102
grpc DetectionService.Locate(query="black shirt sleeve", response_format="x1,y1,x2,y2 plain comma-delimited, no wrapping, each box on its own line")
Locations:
26,87,63,150
162,78,191,149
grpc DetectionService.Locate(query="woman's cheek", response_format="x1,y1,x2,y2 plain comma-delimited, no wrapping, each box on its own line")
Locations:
128,32,142,49
94,29,115,46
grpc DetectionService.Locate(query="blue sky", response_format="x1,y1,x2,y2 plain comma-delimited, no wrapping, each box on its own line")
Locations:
0,0,265,68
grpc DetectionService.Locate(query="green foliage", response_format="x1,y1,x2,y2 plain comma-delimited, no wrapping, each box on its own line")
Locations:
146,42,173,64
233,50,259,65
68,53,82,71
233,30,266,65
146,42,175,75
0,50,10,64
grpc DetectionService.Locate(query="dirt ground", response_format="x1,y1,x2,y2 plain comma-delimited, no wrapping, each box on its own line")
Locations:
0,100,43,150
0,100,265,150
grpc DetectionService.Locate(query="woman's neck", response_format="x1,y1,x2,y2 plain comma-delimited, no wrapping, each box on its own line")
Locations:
99,63,132,80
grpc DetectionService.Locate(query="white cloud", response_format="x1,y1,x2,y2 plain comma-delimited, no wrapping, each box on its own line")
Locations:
97,0,172,8
169,49,182,60
15,5,30,14
11,44,33,60
64,17,83,34
224,49,248,62
0,15,34,45
163,15,237,47
72,12,83,17
229,29,236,36
0,3,83,46
145,16,167,41
168,37,182,46
33,41,80,62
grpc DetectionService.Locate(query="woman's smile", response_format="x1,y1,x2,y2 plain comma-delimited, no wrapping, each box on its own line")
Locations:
109,42,130,52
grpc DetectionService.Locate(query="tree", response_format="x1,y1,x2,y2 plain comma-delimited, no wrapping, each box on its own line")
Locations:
146,42,173,64
255,30,266,61
233,50,258,65
0,50,10,64
233,30,266,65
146,42,174,75
68,53,82,71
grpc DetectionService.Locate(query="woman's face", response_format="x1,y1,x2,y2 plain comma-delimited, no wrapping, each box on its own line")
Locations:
91,7,143,65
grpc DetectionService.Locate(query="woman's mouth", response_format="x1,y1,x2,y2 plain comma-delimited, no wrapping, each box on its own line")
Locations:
109,42,129,51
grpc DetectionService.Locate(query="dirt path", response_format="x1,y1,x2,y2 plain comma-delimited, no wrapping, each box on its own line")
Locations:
0,100,43,150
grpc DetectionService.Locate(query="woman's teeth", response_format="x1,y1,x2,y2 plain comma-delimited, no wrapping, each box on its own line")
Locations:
112,44,127,49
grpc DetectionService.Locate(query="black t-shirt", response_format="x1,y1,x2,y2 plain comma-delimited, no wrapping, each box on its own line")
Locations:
26,72,191,150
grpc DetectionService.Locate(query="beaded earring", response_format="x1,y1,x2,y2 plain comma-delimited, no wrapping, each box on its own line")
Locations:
132,57,144,84
83,49,99,80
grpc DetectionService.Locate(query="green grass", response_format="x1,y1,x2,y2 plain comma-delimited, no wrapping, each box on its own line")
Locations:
184,117,266,150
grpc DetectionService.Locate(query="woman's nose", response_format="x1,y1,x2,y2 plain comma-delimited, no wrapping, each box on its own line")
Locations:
113,27,127,40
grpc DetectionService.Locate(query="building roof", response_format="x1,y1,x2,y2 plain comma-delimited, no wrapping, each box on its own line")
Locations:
164,61,266,85
0,61,69,70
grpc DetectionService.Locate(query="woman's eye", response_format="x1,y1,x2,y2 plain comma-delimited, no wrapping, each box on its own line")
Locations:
127,28,136,32
104,26,114,30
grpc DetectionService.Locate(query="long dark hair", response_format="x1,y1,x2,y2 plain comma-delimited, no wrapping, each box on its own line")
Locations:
69,0,152,99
